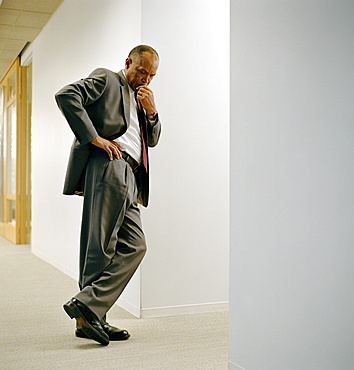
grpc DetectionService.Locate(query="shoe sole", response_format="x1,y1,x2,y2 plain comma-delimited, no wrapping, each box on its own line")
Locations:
76,329,130,341
75,330,91,339
63,300,109,346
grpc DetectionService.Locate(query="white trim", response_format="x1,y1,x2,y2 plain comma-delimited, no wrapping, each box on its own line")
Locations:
228,361,247,370
116,298,141,318
20,43,33,67
139,301,229,319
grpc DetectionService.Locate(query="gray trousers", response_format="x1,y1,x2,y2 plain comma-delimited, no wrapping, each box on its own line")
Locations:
75,149,146,320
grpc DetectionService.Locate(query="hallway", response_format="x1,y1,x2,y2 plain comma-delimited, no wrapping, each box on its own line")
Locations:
0,237,228,370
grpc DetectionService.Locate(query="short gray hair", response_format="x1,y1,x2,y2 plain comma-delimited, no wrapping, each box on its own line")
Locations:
128,45,159,62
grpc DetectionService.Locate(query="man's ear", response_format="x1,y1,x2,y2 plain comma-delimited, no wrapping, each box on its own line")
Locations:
125,58,132,69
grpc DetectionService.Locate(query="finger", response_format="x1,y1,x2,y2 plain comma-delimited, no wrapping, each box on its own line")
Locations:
137,87,152,96
138,86,152,92
106,148,113,161
137,90,145,98
112,141,124,152
136,93,145,102
111,145,121,159
104,141,120,159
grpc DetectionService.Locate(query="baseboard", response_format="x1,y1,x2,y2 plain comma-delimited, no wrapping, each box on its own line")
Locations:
116,298,141,318
139,301,229,318
228,361,247,370
31,248,78,281
116,300,228,319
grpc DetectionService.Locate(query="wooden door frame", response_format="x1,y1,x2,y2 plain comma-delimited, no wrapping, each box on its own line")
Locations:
0,58,31,244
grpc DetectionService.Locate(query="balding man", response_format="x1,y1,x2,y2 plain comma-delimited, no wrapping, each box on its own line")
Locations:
55,45,161,345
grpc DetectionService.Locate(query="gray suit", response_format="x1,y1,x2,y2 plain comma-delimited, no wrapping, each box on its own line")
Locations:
55,68,161,319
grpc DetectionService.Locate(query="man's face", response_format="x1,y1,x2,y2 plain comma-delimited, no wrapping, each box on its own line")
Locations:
125,51,159,92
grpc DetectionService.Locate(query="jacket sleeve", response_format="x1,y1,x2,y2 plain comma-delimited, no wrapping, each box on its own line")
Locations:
55,68,108,146
146,114,162,148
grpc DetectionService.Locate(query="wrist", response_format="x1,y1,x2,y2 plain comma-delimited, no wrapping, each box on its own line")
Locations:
146,112,157,120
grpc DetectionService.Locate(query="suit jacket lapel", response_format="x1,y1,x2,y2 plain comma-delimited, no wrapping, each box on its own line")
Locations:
118,70,130,128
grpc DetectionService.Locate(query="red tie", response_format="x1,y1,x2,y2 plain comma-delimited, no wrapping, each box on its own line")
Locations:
135,97,149,173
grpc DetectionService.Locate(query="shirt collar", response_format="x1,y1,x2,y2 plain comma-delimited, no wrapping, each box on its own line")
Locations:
122,70,135,95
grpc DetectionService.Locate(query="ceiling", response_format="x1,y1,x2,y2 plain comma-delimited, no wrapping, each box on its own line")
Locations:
0,0,63,81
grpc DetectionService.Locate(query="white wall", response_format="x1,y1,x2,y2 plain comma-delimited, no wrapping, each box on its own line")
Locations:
140,0,230,315
229,1,353,369
31,0,229,317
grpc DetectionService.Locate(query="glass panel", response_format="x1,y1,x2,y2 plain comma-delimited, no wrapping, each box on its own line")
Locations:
7,102,16,195
0,60,20,243
9,72,16,99
8,199,15,225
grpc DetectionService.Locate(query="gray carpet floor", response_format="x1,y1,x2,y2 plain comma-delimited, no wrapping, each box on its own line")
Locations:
0,237,228,369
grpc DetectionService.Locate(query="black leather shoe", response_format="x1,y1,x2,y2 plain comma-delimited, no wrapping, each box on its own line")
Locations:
63,298,109,345
76,323,130,341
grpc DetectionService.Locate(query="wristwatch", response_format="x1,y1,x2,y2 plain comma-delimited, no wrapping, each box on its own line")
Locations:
146,112,158,121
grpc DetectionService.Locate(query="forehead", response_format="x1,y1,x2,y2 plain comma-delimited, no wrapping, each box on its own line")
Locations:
136,52,159,73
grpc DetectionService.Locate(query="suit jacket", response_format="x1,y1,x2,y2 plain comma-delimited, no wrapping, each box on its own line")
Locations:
55,68,161,207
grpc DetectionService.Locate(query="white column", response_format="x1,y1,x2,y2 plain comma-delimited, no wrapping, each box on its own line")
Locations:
229,1,353,369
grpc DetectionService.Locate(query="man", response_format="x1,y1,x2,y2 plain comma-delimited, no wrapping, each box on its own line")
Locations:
55,45,161,345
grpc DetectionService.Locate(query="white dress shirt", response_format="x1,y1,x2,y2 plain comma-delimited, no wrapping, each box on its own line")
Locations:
114,71,141,164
